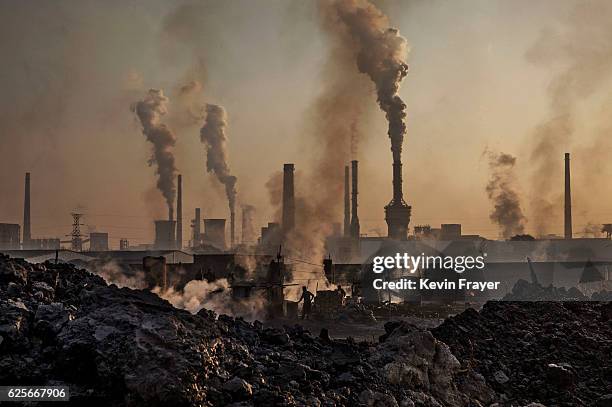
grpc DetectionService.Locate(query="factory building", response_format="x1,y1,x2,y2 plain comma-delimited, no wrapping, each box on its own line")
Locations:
154,220,176,250
203,219,226,250
0,223,20,249
89,232,109,251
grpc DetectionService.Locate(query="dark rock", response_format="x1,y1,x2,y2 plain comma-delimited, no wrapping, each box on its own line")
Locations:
546,363,574,389
223,377,253,400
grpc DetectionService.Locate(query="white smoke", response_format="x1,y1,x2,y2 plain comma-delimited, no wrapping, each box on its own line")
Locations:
154,278,267,321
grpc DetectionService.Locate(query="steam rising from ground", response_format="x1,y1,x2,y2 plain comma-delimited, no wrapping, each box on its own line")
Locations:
85,260,147,289
526,1,612,235
132,89,178,218
485,151,526,239
154,278,266,321
200,104,237,216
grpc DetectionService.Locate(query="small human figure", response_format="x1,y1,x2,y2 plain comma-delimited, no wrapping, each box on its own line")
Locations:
336,284,346,299
297,286,314,320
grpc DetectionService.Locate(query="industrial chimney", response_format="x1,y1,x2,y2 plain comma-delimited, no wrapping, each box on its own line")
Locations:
385,160,411,240
344,165,350,237
230,210,235,248
176,174,182,249
564,153,572,239
193,208,201,246
23,172,31,248
350,160,360,239
282,163,295,237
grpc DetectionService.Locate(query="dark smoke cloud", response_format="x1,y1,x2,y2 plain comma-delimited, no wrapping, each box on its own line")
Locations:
486,151,526,239
526,1,612,235
329,0,409,163
266,0,407,264
199,104,237,214
132,89,178,218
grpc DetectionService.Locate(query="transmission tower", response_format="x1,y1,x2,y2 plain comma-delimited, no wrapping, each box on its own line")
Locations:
69,212,84,251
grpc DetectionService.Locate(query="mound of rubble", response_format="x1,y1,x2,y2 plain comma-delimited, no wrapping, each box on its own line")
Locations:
502,278,612,301
0,254,495,406
432,301,612,407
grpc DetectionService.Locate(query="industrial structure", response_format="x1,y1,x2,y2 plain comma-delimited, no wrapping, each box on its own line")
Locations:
385,159,411,240
565,153,573,240
344,165,350,237
0,149,609,317
89,232,109,251
23,172,31,248
204,218,226,250
282,163,295,238
0,224,20,249
154,220,176,250
176,174,183,249
350,160,360,239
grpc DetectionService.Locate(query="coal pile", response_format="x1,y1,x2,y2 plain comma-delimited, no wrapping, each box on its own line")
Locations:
502,279,588,301
432,301,612,406
502,278,612,301
0,254,494,406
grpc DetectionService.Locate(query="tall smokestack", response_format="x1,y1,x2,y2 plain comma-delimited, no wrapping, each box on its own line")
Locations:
230,210,235,248
344,165,350,237
193,208,201,245
385,160,411,240
564,152,572,239
176,174,182,249
282,163,295,236
350,160,360,238
23,172,31,247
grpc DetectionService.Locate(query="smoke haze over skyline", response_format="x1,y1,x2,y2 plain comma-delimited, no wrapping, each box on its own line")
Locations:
1,0,612,247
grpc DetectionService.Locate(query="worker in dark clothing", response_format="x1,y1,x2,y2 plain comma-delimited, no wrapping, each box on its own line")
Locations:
336,285,346,299
297,286,314,320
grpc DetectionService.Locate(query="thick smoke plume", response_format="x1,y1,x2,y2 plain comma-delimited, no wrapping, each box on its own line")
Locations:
133,89,178,218
526,1,612,235
269,0,408,266
486,151,526,239
200,104,237,215
329,0,409,163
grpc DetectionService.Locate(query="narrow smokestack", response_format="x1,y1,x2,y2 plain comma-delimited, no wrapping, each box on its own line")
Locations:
193,208,201,245
344,165,350,237
350,160,360,239
385,160,411,240
230,210,235,248
282,163,295,236
23,172,31,247
564,152,572,239
176,174,182,249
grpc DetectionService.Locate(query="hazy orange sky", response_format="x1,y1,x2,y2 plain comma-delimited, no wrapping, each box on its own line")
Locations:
2,0,612,247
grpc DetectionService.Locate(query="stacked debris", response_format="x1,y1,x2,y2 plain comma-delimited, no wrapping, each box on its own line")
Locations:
337,301,377,324
432,301,612,407
0,254,495,406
